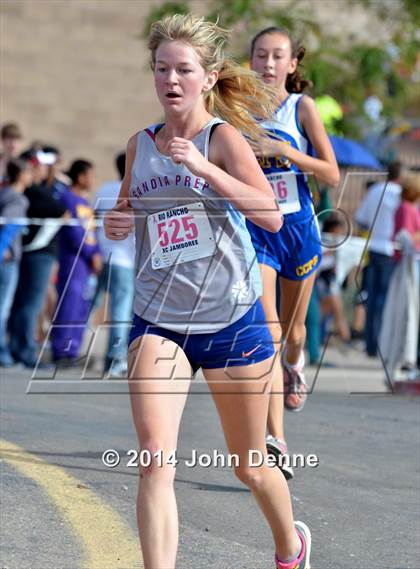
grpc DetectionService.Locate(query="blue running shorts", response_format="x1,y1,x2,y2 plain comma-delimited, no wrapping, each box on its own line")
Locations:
128,300,274,372
248,214,322,281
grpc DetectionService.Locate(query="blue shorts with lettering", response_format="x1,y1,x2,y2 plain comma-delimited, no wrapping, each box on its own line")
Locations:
247,214,322,280
128,300,274,373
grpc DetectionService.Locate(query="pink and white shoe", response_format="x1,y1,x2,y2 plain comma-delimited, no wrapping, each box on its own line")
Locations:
282,351,308,413
275,521,312,569
265,435,294,480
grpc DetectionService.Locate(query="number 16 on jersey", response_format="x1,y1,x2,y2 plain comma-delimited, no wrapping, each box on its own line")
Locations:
267,172,301,215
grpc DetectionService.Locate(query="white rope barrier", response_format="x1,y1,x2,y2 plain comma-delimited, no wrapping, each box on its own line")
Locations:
0,217,103,227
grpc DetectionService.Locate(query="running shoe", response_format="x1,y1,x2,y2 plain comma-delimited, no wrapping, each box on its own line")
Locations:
266,435,294,480
282,352,308,413
275,520,312,569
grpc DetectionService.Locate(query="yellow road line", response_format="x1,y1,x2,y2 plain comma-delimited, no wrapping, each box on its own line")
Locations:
0,439,143,569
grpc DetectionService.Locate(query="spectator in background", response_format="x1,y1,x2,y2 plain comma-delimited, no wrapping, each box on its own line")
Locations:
9,149,68,368
394,174,420,259
355,161,402,357
35,146,70,344
19,148,48,186
41,145,70,198
52,160,102,365
394,174,420,372
317,215,351,344
304,185,333,366
93,152,135,377
304,288,321,366
350,180,376,341
0,159,32,366
379,174,420,378
0,123,24,186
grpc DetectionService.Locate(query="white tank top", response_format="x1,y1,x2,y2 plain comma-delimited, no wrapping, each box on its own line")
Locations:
257,93,314,223
129,118,262,333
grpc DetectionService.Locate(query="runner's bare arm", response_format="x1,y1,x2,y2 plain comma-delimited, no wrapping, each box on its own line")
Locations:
169,124,282,232
291,95,340,187
210,124,283,232
103,134,137,240
250,96,339,188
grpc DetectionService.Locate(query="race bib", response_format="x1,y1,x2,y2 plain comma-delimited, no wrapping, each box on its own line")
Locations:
148,202,216,269
267,172,301,215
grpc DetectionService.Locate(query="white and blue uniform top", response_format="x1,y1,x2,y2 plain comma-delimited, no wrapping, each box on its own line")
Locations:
129,118,262,333
255,92,314,224
246,94,322,280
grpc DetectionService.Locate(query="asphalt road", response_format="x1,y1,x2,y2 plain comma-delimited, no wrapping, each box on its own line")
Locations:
1,351,419,569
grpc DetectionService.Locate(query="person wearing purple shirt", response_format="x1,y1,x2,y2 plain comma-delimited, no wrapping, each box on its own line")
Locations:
52,160,102,364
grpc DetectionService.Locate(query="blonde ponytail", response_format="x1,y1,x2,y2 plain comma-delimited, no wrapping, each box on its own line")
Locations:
205,59,277,141
148,14,277,140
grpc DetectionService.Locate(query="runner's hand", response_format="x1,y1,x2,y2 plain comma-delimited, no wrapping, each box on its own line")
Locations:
104,199,134,240
249,137,291,166
169,138,210,178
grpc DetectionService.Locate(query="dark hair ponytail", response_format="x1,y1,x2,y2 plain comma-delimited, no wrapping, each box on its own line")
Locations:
250,26,312,94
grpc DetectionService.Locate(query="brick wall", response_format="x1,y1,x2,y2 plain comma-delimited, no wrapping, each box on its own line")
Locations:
2,0,404,192
1,0,163,183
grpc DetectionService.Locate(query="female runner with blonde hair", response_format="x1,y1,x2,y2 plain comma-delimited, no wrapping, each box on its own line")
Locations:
105,14,311,569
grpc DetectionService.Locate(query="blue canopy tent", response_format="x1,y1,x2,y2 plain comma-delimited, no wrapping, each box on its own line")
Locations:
328,135,381,169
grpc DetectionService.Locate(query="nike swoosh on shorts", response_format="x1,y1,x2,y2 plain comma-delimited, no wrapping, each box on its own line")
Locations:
241,344,261,358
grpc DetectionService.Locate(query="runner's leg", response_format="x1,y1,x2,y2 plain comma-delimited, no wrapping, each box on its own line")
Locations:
280,273,316,366
279,274,316,411
203,356,301,561
259,263,285,441
128,334,192,569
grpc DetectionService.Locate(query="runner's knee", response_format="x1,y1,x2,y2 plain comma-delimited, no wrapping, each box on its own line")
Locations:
138,440,177,483
234,464,265,490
